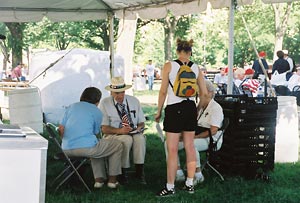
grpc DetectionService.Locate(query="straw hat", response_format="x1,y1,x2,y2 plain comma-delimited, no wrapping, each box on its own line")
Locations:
105,76,132,92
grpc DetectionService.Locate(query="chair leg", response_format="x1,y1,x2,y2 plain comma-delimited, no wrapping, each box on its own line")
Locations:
206,161,224,181
55,159,91,193
51,165,72,187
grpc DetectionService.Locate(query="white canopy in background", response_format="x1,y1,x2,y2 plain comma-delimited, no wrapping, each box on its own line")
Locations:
0,0,296,22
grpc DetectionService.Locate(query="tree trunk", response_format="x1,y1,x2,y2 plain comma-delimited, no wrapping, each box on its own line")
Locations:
163,15,178,62
5,22,25,67
272,3,292,62
101,23,110,51
116,19,137,93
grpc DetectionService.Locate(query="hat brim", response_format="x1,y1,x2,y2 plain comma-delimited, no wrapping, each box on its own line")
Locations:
105,85,132,92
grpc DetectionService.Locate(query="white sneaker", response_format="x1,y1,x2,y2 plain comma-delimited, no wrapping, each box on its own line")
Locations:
107,181,119,189
193,175,205,186
94,182,104,188
175,173,186,182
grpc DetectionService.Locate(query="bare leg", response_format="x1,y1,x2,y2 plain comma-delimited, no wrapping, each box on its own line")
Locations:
166,132,180,184
182,131,196,179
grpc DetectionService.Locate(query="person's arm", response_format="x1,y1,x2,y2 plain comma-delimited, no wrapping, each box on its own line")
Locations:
213,74,219,84
155,62,171,123
286,61,291,72
58,125,64,138
197,69,208,112
102,125,132,135
272,61,277,74
195,126,219,139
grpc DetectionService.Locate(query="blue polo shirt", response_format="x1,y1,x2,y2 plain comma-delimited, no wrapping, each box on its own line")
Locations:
60,101,102,150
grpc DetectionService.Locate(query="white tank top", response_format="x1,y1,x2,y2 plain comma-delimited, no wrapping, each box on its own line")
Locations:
167,60,199,105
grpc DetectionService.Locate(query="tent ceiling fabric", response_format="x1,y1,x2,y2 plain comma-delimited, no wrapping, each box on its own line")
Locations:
0,0,296,22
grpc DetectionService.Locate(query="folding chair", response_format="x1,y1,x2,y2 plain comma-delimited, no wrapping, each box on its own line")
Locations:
200,117,230,181
241,85,253,97
44,123,91,192
274,85,291,96
291,85,300,106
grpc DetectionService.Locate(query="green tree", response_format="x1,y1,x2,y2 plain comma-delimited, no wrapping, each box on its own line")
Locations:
283,1,300,64
24,18,119,51
5,22,25,67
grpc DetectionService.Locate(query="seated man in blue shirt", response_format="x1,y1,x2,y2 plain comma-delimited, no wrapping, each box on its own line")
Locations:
59,87,123,189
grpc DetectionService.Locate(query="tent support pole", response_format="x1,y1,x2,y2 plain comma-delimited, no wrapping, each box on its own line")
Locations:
227,0,235,94
108,12,114,78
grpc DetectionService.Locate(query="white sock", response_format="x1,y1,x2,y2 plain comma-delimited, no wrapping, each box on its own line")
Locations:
195,171,203,179
166,183,175,191
185,178,193,186
176,169,184,176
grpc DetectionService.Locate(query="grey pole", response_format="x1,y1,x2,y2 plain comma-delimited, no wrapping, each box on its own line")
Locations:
227,0,235,94
108,12,114,78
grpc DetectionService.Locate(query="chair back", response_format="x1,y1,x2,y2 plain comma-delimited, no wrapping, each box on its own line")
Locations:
44,123,67,159
219,117,230,132
211,117,230,152
291,85,300,106
274,85,291,96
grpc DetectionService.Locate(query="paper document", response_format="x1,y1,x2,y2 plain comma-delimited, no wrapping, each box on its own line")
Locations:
0,124,21,132
0,124,26,137
156,123,164,142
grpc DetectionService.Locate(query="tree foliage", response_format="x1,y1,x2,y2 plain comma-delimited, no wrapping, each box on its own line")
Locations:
24,18,119,51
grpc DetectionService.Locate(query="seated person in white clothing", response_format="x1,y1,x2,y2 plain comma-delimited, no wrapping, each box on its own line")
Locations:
214,67,228,87
214,67,228,95
165,80,224,185
287,66,300,91
233,68,246,94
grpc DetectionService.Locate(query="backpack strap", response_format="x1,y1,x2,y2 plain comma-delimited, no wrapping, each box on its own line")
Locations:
169,60,194,88
174,59,194,67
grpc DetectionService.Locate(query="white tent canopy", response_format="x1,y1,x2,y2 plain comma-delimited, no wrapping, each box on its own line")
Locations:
0,0,296,22
0,0,298,93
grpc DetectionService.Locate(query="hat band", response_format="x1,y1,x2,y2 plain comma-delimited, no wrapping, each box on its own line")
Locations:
110,84,126,89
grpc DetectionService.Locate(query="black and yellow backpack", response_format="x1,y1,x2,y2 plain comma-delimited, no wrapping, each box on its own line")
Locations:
169,60,198,97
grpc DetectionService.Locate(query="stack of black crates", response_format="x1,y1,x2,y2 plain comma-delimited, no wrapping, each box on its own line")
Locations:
213,95,278,179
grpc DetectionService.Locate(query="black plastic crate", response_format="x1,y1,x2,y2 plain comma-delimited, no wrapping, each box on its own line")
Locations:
226,129,276,140
215,95,277,107
222,140,275,150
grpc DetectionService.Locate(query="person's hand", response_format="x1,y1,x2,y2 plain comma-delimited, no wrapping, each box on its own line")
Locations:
119,126,132,135
155,112,161,123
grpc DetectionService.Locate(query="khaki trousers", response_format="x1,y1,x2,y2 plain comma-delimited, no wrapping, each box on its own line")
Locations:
64,139,123,179
104,133,146,168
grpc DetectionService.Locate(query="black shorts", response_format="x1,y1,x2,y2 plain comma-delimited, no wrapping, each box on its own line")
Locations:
163,100,197,133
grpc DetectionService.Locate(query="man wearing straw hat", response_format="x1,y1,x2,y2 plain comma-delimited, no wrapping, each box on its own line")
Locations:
100,76,147,185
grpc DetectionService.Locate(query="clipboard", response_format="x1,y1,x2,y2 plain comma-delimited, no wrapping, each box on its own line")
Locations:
155,123,164,142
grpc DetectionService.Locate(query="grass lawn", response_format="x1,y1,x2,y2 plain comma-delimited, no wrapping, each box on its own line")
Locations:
44,91,300,203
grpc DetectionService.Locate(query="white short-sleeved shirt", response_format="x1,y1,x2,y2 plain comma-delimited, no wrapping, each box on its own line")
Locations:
100,95,146,129
167,60,199,105
197,99,224,148
286,57,294,72
213,74,228,84
146,64,155,76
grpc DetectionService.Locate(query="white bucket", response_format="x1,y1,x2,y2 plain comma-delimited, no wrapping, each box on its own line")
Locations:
8,87,43,133
133,77,147,91
275,96,299,162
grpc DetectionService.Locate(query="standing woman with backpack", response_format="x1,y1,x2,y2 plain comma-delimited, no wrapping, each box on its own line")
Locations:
155,38,208,196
